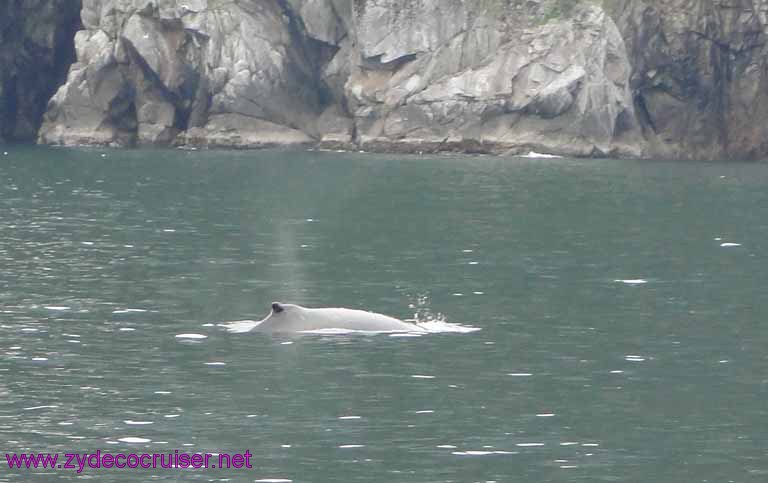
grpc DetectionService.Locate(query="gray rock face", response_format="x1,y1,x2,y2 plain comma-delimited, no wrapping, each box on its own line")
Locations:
40,0,329,147
607,0,768,159
347,0,640,156
33,0,768,159
0,0,81,143
38,0,642,155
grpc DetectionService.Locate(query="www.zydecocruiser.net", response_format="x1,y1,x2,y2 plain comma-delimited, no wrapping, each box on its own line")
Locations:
6,450,254,473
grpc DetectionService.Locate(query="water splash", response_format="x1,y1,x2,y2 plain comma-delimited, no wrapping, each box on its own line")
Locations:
407,293,444,324
405,293,481,334
518,151,562,159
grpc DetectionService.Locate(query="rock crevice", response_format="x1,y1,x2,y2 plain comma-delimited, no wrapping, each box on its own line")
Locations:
0,0,82,143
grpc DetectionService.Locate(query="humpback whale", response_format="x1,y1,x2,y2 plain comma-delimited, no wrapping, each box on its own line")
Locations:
225,302,425,333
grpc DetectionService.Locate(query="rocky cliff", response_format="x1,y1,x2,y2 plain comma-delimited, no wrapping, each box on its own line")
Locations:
39,0,342,148
608,0,768,160
0,0,81,143
346,0,640,157
7,0,768,160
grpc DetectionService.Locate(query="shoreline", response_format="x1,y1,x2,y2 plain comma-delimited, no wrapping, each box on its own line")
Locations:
2,138,765,162
27,137,642,160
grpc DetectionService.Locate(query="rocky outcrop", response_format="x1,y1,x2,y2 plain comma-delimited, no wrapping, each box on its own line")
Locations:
0,0,81,143
346,0,641,156
30,0,768,159
40,0,333,147
607,0,768,160
37,0,641,156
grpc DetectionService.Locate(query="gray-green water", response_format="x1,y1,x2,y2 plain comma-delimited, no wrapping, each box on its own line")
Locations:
2,147,768,482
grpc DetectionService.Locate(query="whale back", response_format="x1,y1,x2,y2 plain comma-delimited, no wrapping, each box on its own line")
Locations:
254,303,422,333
